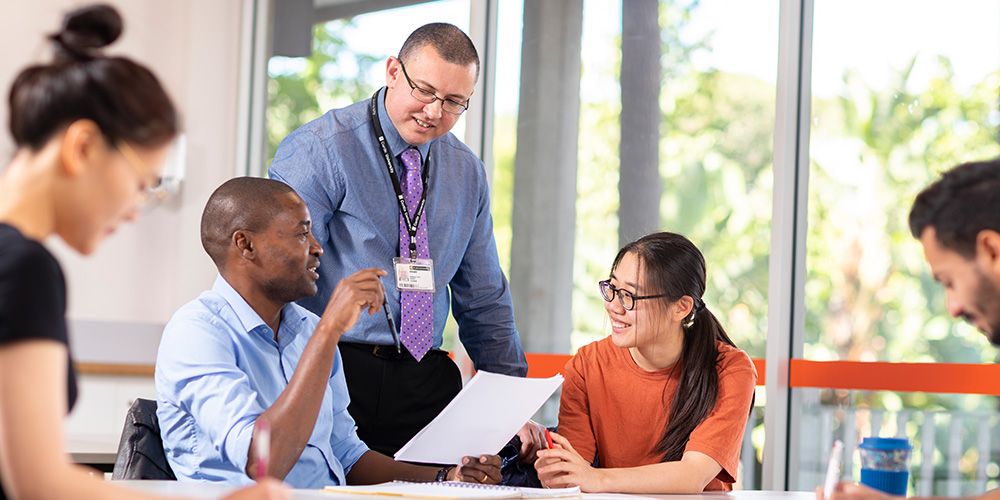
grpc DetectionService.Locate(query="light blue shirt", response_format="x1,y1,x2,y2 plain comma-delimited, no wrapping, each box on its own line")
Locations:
155,275,368,488
269,87,527,376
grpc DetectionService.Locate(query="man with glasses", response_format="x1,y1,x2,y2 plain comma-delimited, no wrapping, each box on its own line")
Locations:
269,23,531,458
824,158,1000,499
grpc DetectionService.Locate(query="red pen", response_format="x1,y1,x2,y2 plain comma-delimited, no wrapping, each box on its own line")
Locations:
545,429,554,449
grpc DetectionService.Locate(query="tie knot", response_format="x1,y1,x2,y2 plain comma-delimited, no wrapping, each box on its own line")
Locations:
401,148,421,172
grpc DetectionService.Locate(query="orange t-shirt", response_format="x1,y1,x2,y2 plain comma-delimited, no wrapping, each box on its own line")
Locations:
557,337,757,491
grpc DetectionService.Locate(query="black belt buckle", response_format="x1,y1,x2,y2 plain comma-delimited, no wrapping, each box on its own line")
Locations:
371,344,407,360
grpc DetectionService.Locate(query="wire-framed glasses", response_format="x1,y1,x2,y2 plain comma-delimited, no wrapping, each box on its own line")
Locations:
398,60,470,115
115,141,166,206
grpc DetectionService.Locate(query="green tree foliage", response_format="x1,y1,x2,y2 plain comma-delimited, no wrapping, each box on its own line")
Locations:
565,0,776,355
266,20,380,165
807,61,1000,370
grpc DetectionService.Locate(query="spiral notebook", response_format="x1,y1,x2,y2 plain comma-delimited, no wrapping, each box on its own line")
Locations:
323,481,581,499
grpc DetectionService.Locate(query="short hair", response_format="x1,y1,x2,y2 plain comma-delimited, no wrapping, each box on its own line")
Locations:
398,23,480,80
8,3,178,150
200,177,297,267
909,157,1000,257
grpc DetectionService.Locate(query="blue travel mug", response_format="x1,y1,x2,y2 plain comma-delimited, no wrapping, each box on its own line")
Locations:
858,437,912,496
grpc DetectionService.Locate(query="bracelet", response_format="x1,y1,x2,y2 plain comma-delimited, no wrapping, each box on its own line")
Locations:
435,465,455,482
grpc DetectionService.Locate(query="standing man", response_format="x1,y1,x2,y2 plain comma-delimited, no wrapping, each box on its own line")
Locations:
823,157,1000,499
269,23,530,457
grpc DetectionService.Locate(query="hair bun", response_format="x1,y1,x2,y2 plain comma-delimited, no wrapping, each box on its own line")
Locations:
50,3,123,62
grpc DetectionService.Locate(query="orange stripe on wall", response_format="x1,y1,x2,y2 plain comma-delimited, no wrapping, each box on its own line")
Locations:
753,358,765,385
527,354,1000,395
526,353,571,378
789,359,1000,395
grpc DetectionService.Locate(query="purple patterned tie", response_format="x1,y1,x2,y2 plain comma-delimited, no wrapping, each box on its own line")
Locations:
399,148,433,361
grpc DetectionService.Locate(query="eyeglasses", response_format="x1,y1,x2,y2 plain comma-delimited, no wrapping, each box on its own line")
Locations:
598,279,669,311
397,59,470,115
115,141,166,206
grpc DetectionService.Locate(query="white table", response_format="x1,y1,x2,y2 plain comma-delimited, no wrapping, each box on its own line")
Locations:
68,436,119,472
113,480,816,499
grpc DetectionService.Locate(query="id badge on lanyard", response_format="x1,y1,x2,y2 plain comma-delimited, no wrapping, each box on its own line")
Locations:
393,256,435,292
370,91,437,294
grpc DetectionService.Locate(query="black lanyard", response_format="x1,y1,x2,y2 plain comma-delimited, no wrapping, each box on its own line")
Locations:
370,90,430,258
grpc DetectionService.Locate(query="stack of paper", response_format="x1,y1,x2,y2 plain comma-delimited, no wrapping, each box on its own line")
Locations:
323,481,580,499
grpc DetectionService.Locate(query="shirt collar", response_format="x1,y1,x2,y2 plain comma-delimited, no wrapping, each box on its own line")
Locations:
211,274,308,339
377,86,431,162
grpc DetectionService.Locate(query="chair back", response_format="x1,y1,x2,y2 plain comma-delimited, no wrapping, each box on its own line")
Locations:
112,398,176,480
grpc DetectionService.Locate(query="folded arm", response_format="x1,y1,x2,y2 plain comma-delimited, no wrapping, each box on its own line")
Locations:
536,432,721,493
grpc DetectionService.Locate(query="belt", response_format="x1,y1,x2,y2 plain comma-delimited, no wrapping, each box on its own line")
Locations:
339,341,448,361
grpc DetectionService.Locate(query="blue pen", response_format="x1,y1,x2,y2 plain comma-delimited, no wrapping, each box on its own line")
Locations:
382,289,401,354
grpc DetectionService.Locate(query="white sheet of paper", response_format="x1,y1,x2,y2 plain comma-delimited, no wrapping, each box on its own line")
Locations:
394,371,563,464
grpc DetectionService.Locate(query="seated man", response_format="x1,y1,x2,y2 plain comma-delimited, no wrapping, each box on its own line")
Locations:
156,177,500,488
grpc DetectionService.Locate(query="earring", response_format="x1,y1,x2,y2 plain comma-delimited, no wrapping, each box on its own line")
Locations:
682,311,696,329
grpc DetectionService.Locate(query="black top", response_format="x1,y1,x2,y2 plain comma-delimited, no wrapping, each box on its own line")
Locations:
0,223,77,500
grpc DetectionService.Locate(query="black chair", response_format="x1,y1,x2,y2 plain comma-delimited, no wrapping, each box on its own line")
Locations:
112,398,177,480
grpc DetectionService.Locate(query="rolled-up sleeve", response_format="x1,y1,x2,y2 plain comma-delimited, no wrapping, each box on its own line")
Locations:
451,167,527,376
156,311,265,475
327,348,369,473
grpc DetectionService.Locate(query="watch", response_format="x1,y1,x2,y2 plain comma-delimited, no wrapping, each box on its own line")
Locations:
435,465,455,482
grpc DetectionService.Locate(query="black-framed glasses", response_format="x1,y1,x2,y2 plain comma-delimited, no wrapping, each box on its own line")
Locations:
398,60,470,115
598,279,668,311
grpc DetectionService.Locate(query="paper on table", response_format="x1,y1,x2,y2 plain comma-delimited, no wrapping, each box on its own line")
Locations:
394,371,563,464
323,481,581,500
324,482,519,499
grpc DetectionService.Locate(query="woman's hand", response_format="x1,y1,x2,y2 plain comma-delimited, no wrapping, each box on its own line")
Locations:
451,454,502,484
534,432,606,492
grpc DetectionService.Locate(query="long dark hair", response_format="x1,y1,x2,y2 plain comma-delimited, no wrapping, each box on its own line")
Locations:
611,231,738,462
8,3,178,151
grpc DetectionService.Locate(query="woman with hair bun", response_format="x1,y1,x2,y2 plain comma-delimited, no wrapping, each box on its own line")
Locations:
0,4,285,499
535,232,757,493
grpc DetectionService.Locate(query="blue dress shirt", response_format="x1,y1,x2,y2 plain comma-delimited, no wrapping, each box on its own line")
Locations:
155,275,369,488
269,87,527,376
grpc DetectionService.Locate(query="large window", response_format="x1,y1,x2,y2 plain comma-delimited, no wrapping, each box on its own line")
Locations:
794,0,1000,494
492,0,777,355
491,0,777,487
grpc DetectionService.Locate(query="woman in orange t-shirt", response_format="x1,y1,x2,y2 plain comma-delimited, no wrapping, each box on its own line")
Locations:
535,232,757,493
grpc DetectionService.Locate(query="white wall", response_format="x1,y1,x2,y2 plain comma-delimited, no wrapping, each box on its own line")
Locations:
1,1,247,364
1,0,250,453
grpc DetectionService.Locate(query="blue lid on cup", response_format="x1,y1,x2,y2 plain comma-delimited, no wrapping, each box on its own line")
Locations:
859,437,912,451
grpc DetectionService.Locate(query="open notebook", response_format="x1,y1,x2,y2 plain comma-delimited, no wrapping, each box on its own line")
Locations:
323,481,581,499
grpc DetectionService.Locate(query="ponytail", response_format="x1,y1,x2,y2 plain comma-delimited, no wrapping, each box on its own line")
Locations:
8,3,178,150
